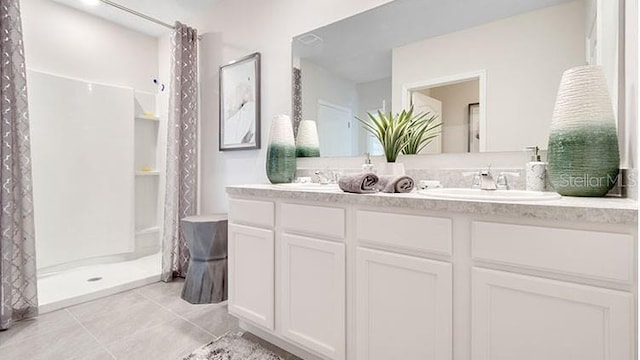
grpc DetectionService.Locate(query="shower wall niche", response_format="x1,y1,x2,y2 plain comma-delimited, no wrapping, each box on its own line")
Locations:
134,91,163,255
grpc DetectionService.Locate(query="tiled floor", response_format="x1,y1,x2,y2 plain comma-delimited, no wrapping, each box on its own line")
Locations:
0,280,298,360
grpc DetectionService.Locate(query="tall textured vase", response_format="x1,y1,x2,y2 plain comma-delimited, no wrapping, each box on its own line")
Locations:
547,65,619,197
266,115,297,183
295,120,320,157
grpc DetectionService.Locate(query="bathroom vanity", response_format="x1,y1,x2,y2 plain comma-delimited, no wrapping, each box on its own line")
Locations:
226,185,637,360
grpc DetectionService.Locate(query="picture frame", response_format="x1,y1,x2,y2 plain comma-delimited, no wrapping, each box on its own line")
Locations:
219,52,261,151
468,103,480,153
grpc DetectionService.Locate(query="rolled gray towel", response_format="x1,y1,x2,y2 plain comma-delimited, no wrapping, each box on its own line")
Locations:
376,175,415,193
338,173,379,194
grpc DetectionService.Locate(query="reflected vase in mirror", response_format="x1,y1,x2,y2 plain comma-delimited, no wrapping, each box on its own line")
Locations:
547,65,619,197
296,120,320,157
266,115,297,184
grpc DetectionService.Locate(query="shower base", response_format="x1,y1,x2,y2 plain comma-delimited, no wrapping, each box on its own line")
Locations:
37,252,162,314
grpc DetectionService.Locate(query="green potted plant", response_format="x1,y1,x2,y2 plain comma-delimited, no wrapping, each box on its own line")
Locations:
357,107,441,175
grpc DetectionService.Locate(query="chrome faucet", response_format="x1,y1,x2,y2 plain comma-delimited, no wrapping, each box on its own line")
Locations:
463,171,482,189
479,168,497,191
314,170,338,184
496,172,520,190
464,166,498,190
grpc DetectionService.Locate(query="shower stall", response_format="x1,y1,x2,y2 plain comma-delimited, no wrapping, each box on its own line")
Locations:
27,70,166,313
20,0,199,313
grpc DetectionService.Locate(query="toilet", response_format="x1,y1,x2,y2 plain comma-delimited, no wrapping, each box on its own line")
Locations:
180,214,228,304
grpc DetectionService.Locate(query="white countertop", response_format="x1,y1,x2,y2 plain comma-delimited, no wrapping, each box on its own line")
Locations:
226,184,638,225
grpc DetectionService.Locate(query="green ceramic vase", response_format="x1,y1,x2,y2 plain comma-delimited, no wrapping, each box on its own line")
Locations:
547,66,619,197
266,115,297,184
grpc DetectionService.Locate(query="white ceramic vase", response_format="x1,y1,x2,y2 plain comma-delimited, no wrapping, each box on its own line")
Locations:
547,65,619,196
378,162,405,176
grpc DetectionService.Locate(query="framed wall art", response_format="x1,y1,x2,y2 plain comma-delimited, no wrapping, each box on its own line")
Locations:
219,52,261,151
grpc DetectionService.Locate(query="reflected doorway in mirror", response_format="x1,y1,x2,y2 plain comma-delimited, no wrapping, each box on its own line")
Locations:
316,100,353,157
403,70,485,154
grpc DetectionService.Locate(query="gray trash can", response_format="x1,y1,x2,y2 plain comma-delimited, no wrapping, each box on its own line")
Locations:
180,214,228,304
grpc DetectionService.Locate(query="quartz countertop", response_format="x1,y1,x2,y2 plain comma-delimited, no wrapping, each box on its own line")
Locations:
226,184,638,225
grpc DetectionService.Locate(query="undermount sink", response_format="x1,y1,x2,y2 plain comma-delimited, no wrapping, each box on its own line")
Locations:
417,188,561,201
274,183,340,191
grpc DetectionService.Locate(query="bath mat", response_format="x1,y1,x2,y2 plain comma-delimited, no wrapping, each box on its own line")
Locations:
183,332,284,360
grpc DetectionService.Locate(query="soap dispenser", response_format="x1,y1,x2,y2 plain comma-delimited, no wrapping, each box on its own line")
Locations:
362,153,376,173
525,146,546,191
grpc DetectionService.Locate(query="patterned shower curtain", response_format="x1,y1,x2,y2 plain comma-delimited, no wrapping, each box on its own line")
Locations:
0,0,38,330
162,22,198,281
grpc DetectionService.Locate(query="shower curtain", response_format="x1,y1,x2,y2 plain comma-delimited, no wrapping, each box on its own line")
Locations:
0,0,38,329
162,22,198,281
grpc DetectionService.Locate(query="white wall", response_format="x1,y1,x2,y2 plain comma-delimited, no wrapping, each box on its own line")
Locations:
22,0,159,93
626,0,638,176
392,1,586,152
427,80,480,153
28,71,135,269
191,0,393,213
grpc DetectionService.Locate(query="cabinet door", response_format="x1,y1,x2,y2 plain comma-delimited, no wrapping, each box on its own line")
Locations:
281,234,346,360
356,247,452,360
228,224,274,330
472,268,633,360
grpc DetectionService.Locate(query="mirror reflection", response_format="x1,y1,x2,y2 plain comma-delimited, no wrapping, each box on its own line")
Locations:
291,0,620,157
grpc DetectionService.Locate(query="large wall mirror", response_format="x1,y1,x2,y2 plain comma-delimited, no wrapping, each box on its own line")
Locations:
291,0,622,157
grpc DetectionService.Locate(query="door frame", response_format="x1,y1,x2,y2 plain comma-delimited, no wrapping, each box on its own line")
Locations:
401,70,487,152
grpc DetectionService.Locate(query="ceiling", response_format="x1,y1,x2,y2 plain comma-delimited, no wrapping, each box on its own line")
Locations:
293,0,575,84
51,0,217,36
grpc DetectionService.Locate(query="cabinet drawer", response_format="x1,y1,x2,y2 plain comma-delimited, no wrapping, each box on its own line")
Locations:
229,198,274,228
472,221,634,283
281,203,345,239
356,210,452,256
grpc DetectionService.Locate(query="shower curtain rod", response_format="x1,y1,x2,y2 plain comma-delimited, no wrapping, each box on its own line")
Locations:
98,0,202,40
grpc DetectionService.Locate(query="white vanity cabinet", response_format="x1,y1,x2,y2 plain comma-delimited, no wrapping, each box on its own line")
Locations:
279,203,347,360
356,247,452,360
281,233,346,360
355,210,453,360
471,268,633,360
471,221,635,360
226,189,637,360
228,199,276,331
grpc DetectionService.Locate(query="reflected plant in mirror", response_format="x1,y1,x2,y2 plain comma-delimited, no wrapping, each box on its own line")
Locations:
403,112,441,155
356,107,440,163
